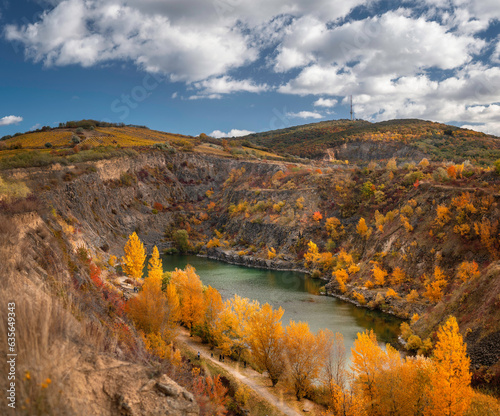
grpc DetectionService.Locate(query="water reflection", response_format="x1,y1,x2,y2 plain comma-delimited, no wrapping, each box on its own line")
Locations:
161,255,401,352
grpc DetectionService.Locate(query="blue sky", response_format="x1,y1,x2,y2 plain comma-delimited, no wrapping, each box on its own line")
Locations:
0,0,499,138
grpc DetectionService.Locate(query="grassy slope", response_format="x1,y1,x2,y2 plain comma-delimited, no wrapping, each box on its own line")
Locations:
238,118,500,164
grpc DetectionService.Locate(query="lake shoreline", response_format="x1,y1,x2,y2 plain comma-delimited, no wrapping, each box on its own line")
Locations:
162,253,402,350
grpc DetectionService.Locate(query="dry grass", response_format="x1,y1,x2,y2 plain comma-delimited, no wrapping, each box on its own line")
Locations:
0,222,81,415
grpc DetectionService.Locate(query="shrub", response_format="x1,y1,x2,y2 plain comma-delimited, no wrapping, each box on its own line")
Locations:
173,229,189,253
268,247,277,259
206,238,221,249
120,172,136,186
312,211,323,222
71,136,81,144
353,291,366,305
44,142,53,148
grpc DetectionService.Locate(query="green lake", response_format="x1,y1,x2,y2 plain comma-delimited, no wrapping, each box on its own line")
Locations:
161,255,402,355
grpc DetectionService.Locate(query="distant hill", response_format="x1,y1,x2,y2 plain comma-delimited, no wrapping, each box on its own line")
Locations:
238,119,500,165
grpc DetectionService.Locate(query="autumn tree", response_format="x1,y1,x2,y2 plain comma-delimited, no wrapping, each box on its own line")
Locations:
351,330,385,412
147,245,163,281
386,158,397,171
304,240,320,267
312,211,323,222
171,266,205,334
428,316,472,416
267,247,277,259
192,373,229,416
247,303,285,386
357,218,372,239
424,267,448,302
456,261,480,283
333,269,348,293
215,295,259,360
326,217,345,241
283,321,332,400
199,286,224,347
418,158,430,168
126,273,179,341
372,264,387,287
351,330,434,416
122,232,146,280
435,205,451,227
390,267,406,285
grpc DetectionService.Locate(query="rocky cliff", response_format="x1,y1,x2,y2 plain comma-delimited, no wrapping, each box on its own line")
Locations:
3,146,500,397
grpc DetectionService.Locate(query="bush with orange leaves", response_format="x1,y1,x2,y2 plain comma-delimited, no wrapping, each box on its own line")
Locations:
192,372,229,416
312,211,323,222
457,261,480,282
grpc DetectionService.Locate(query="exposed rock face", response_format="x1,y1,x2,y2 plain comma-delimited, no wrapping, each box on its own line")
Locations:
43,152,286,254
68,352,199,416
327,140,426,162
205,247,306,273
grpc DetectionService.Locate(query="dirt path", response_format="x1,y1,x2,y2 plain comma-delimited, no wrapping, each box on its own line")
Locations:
177,329,309,416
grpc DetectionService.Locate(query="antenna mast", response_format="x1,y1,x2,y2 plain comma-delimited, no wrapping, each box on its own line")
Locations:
350,95,354,121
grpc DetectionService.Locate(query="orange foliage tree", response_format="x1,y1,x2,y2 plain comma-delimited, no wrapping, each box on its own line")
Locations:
312,211,323,222
456,261,480,283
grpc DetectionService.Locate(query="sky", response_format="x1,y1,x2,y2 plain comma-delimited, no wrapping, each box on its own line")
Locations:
0,0,499,138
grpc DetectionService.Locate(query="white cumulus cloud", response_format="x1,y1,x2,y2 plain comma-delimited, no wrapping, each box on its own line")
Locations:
0,115,23,126
210,129,255,138
314,98,338,107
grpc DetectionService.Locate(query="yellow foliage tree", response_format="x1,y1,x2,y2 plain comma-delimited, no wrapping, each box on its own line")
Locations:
199,285,224,347
283,321,332,400
435,205,451,227
424,267,448,302
267,247,277,259
391,267,406,285
171,266,205,334
372,264,387,286
406,289,419,302
147,245,163,281
386,288,399,299
126,274,178,341
428,316,472,416
215,295,259,360
122,232,146,280
304,240,320,267
325,217,345,241
247,303,285,386
351,330,385,412
357,218,371,239
333,269,348,293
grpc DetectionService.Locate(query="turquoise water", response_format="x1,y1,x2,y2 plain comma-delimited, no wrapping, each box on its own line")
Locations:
161,255,401,352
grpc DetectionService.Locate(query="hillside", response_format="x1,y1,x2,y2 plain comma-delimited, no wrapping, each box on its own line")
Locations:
1,120,500,413
238,119,500,165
